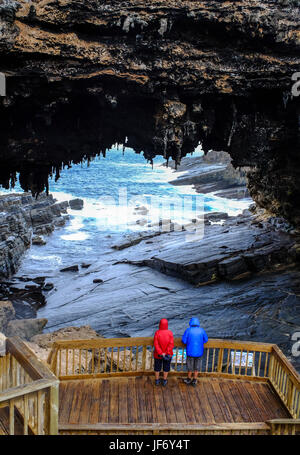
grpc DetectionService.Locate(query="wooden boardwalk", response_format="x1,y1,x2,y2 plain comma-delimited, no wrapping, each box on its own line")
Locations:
59,376,290,427
1,336,299,435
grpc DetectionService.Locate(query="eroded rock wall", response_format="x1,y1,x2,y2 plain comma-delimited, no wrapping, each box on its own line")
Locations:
0,193,69,277
0,0,299,223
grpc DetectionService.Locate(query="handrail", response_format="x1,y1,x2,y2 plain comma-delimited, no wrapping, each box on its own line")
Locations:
270,345,300,387
269,346,300,418
0,337,59,435
47,336,276,381
49,337,274,351
7,337,57,382
0,378,57,403
267,419,300,435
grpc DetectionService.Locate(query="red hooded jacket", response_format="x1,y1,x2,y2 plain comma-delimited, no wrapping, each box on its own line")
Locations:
153,319,174,359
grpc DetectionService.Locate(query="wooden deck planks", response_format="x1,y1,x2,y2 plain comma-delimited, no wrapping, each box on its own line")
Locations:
210,379,234,423
235,381,265,422
127,377,138,423
144,376,157,423
153,380,168,424
203,381,227,423
68,380,85,424
59,381,77,424
218,380,246,422
59,376,290,427
98,379,110,423
135,376,148,423
118,379,129,424
196,380,215,423
89,380,102,424
169,378,187,424
109,379,119,423
162,378,178,423
177,381,197,424
257,382,290,419
78,381,94,424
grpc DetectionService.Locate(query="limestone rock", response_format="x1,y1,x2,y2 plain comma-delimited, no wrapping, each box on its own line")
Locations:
60,265,79,273
0,193,71,278
0,1,299,226
0,332,6,356
0,300,15,333
31,325,101,349
32,235,46,246
6,318,48,340
69,199,84,210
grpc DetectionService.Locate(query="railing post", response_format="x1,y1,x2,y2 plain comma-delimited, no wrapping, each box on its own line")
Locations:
49,382,59,435
287,379,295,414
217,348,224,373
9,399,14,435
268,350,275,381
142,346,147,371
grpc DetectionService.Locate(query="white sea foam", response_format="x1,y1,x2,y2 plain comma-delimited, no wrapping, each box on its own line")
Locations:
60,232,89,241
29,254,62,263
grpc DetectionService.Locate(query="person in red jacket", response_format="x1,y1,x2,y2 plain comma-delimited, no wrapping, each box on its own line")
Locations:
153,318,174,386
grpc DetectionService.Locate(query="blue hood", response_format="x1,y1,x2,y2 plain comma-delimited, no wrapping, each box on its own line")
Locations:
189,317,200,327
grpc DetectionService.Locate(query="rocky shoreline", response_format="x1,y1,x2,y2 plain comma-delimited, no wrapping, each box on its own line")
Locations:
166,150,250,200
0,192,87,320
0,163,299,371
0,192,70,278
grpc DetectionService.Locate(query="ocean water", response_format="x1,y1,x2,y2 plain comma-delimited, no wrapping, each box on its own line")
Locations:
2,146,252,278
0,146,255,337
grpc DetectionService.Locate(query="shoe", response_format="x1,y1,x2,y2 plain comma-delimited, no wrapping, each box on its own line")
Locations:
155,379,160,386
183,378,192,385
191,379,197,387
162,379,168,386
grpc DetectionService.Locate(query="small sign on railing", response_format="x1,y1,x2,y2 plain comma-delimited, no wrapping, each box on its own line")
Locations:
231,351,254,368
174,348,186,364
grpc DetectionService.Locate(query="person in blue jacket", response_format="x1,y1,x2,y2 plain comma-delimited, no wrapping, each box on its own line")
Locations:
181,317,208,386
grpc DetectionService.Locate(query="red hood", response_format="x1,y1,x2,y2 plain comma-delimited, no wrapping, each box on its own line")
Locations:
159,318,168,330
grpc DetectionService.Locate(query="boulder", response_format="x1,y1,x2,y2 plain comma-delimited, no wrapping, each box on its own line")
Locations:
136,218,147,226
134,206,149,215
32,235,46,246
31,325,101,349
69,199,84,210
0,300,15,333
204,212,229,222
6,318,48,340
42,282,54,292
60,265,79,273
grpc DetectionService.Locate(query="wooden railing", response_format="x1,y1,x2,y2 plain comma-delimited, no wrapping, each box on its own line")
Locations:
46,336,300,435
268,345,300,419
47,337,275,381
0,337,59,435
267,419,300,435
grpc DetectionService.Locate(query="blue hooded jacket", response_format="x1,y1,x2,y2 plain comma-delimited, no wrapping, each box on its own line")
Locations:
182,317,208,357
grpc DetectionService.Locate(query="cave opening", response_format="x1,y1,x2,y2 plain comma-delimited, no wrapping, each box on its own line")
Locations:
0,0,299,372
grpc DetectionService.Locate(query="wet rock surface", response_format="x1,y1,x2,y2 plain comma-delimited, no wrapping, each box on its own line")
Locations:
118,211,298,285
0,193,69,278
26,210,299,372
168,151,250,199
69,199,84,210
